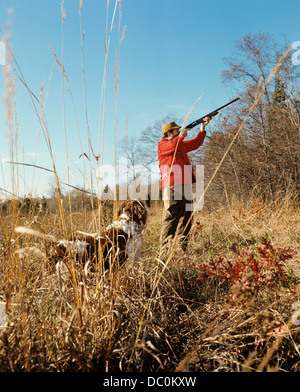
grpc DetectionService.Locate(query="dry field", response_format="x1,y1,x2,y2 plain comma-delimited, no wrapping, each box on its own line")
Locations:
1,0,299,374
0,196,299,372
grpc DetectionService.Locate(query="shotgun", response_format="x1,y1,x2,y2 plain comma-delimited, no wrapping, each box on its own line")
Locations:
185,97,240,129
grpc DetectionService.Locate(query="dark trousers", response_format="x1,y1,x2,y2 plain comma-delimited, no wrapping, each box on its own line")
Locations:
160,184,193,251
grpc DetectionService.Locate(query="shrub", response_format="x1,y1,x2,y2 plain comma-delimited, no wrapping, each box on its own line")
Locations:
197,237,295,301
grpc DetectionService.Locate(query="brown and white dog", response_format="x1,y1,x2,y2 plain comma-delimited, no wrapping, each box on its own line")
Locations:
47,199,148,272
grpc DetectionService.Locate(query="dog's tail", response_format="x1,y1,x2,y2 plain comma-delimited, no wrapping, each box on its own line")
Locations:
76,230,98,238
15,226,57,242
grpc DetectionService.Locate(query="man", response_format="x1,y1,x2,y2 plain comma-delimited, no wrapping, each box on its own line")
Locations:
157,117,211,251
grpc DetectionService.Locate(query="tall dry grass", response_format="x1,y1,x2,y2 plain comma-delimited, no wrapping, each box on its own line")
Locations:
0,197,299,371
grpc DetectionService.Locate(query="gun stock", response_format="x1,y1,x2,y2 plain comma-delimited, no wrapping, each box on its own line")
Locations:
184,97,240,130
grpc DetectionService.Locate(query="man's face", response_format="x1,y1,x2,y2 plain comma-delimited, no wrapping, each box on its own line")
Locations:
167,128,180,140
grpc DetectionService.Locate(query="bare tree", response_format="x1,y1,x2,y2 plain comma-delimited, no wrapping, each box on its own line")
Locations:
119,136,143,183
194,33,300,205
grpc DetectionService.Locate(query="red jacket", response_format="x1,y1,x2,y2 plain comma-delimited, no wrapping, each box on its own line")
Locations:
158,130,206,190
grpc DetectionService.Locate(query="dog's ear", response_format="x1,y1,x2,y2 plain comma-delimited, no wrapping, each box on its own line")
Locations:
132,200,147,225
117,200,148,224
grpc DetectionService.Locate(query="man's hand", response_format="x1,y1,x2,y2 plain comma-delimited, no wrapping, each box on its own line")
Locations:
201,116,212,131
179,128,188,137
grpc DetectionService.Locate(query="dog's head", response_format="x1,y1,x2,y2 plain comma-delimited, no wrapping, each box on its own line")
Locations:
117,199,148,225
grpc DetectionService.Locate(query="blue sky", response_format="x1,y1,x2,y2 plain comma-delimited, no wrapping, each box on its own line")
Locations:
0,0,299,197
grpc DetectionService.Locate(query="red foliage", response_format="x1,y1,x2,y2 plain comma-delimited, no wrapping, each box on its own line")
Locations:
197,237,295,301
194,221,203,231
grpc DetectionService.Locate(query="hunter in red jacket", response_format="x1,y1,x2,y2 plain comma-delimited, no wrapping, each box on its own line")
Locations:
157,118,211,252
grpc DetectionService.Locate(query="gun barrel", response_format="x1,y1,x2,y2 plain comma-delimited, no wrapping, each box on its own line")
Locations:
214,97,240,112
184,97,240,130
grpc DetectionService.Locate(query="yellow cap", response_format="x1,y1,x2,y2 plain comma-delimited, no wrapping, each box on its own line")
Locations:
162,121,181,134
